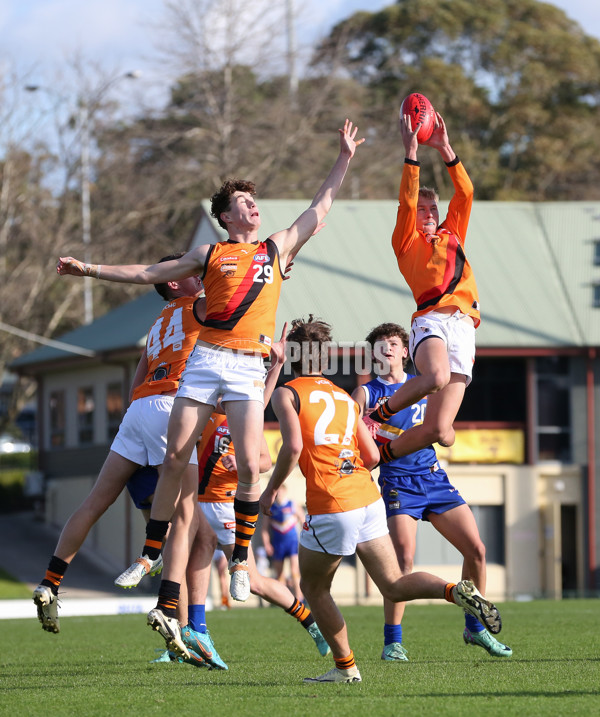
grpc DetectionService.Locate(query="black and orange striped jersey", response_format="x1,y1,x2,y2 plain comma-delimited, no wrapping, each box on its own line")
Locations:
391,160,480,327
132,295,201,400
284,376,381,515
196,413,237,503
196,238,284,356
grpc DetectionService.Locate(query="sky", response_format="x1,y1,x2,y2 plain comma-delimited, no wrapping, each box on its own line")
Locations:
0,0,598,109
1,0,598,73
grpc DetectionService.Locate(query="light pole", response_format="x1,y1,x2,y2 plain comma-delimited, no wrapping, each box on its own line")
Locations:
25,71,141,324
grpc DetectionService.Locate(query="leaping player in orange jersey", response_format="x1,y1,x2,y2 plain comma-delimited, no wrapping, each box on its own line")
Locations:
370,111,479,463
260,317,501,684
32,255,205,636
56,119,364,659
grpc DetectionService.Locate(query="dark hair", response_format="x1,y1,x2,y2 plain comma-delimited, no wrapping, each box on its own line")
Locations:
365,323,409,368
210,179,256,230
286,315,332,375
154,252,186,301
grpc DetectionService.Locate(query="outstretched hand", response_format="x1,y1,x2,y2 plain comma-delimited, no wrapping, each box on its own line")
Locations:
339,119,365,158
423,112,449,151
399,114,419,158
57,257,86,276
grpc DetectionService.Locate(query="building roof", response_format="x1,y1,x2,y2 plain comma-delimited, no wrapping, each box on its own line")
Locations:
197,199,600,348
11,290,167,372
12,198,600,373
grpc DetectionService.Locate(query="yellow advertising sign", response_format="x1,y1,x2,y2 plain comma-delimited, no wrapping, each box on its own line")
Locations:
436,429,524,464
265,428,524,464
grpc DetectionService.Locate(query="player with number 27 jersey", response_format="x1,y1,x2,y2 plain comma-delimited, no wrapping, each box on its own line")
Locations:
282,376,381,515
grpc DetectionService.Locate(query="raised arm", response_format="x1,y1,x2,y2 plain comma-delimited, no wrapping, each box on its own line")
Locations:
56,245,211,285
272,120,364,263
392,114,421,257
424,113,473,241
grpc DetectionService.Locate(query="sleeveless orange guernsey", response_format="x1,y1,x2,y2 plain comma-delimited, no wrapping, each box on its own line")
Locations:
391,160,480,327
132,295,201,400
197,238,284,355
196,413,237,503
285,376,381,515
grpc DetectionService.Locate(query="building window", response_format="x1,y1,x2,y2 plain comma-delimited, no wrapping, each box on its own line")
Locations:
49,391,65,448
414,505,505,565
106,382,123,441
594,240,600,266
593,284,600,308
77,387,95,445
536,357,571,462
457,358,526,423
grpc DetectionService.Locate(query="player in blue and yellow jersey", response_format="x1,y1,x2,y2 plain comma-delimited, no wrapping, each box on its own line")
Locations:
56,119,365,658
353,322,511,661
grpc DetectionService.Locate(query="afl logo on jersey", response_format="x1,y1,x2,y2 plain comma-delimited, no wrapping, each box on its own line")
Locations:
254,253,269,262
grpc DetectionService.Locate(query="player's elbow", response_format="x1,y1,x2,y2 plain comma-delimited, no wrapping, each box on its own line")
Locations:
362,446,381,471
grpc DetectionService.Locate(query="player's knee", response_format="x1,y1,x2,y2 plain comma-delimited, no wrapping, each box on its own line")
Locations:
421,368,451,394
162,451,187,475
467,540,486,566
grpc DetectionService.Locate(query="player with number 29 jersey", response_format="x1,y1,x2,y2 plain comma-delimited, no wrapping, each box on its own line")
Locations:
282,376,381,515
197,238,284,356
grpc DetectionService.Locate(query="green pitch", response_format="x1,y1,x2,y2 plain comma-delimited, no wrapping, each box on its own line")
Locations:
1,600,598,716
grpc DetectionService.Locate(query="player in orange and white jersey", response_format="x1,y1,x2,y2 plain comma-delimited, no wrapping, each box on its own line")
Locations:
56,119,365,657
260,317,502,684
177,411,330,661
370,111,478,463
33,256,204,634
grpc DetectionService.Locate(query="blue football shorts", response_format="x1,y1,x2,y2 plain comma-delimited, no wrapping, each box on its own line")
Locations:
381,466,465,521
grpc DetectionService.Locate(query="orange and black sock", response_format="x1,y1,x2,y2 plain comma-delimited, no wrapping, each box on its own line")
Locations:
40,555,69,596
156,579,180,618
231,498,259,564
286,598,314,629
334,651,356,671
143,519,169,560
444,582,457,604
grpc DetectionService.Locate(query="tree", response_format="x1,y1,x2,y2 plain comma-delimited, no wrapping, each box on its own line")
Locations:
310,0,600,200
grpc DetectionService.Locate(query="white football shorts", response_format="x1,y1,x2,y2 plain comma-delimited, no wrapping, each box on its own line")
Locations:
409,310,475,385
110,394,198,467
300,498,388,556
177,344,267,406
198,501,236,548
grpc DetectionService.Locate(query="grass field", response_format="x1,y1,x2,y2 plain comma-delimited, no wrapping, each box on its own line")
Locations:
0,567,31,598
2,599,598,716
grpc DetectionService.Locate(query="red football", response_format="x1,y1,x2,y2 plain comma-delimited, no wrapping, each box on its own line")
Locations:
400,92,435,143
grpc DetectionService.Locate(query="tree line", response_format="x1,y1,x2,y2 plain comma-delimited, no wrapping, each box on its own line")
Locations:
1,0,599,426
